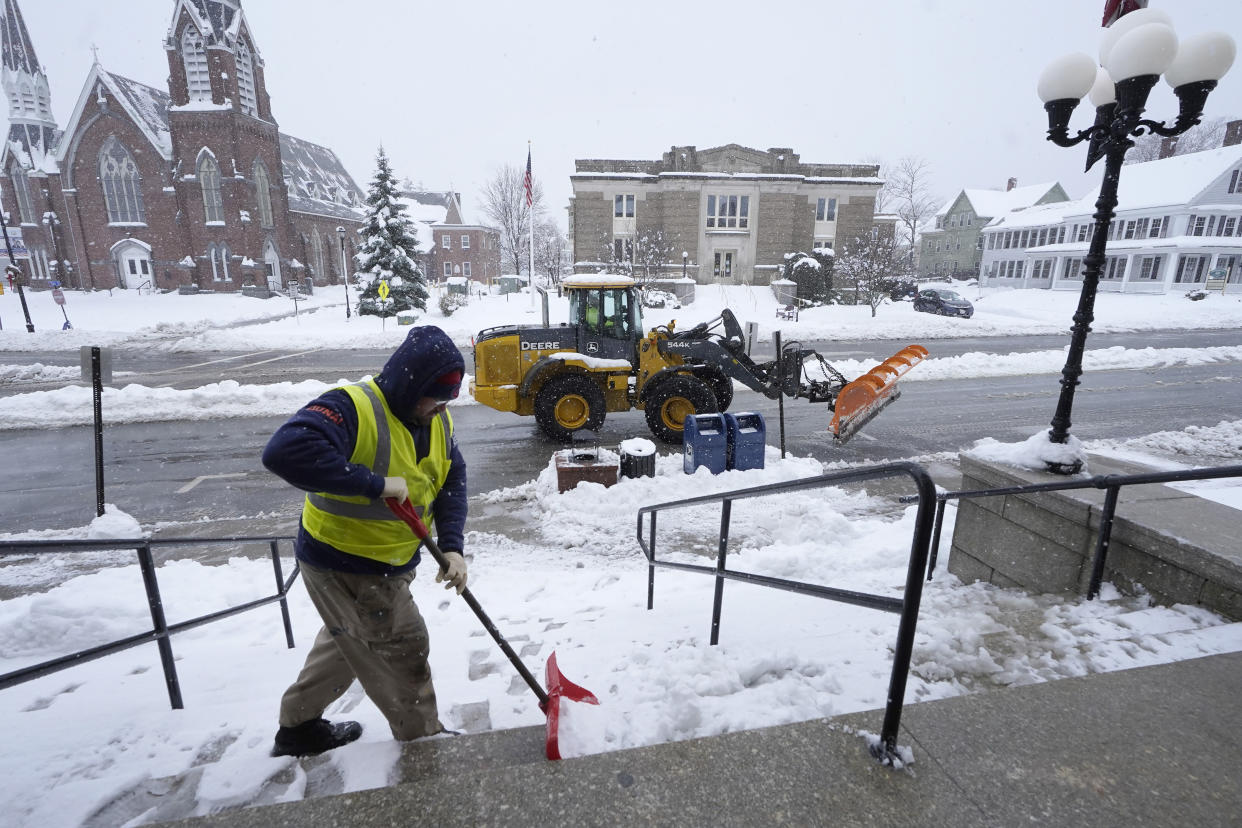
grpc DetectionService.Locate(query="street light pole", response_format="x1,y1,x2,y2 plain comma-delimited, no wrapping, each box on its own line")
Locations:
0,207,35,332
682,250,688,280
1037,11,1234,474
337,226,351,319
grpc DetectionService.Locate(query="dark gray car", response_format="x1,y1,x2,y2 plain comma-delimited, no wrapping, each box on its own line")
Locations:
913,288,974,318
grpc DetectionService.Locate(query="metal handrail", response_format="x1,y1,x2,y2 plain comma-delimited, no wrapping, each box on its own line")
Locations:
909,463,1242,598
0,534,300,709
636,461,937,765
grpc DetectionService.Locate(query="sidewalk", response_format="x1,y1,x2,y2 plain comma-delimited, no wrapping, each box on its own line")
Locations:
160,650,1242,827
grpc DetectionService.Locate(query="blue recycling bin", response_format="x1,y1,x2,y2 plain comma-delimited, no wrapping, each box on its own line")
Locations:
683,413,728,474
726,412,766,471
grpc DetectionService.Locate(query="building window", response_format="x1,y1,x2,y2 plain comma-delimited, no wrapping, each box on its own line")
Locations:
1137,255,1164,280
461,234,470,249
613,237,633,262
1190,215,1207,236
463,261,472,278
442,234,451,249
311,228,325,281
707,195,749,229
1102,256,1126,280
1064,258,1084,280
98,137,146,224
614,194,635,218
236,40,258,116
443,261,452,278
816,197,837,222
253,160,273,228
198,153,224,223
7,161,35,224
1175,255,1207,283
182,27,211,101
1229,169,1241,194
1224,217,1237,236
813,239,833,251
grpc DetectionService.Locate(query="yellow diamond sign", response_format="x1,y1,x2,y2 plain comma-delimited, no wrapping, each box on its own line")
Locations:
377,280,390,300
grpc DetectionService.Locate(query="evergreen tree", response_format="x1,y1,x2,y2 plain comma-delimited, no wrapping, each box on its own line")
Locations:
355,147,428,317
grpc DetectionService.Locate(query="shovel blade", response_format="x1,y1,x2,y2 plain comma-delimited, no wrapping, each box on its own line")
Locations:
544,650,600,761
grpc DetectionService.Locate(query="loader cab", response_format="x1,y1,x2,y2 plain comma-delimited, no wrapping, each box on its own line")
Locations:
564,276,644,361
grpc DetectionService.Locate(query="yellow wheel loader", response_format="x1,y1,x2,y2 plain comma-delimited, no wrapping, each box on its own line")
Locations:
471,274,927,443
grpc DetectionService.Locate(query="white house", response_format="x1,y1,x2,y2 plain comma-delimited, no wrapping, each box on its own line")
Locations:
980,142,1242,294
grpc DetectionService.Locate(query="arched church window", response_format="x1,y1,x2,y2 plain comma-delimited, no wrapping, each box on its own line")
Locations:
7,161,35,224
253,159,274,227
99,136,146,224
182,27,211,101
198,153,224,223
18,82,36,116
311,227,325,281
236,39,258,116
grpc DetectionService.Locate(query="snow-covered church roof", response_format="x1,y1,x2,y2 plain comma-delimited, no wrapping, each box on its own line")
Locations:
279,133,365,221
105,71,172,157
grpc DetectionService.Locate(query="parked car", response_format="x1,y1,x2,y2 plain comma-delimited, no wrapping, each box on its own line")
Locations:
913,288,974,318
642,289,681,309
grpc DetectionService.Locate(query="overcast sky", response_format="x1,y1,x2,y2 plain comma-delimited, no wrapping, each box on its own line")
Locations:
19,0,1242,228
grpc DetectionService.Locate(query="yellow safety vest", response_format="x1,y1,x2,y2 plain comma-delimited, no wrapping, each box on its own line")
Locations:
301,379,454,566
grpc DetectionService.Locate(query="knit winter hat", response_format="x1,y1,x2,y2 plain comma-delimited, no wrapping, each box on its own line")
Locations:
430,369,462,400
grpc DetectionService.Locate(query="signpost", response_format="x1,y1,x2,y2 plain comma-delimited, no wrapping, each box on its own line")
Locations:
288,279,300,321
378,280,391,330
51,280,72,329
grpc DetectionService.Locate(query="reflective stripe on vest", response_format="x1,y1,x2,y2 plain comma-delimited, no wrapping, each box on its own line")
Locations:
301,380,453,567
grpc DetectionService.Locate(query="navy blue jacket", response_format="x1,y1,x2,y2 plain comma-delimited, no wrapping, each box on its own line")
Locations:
262,326,468,576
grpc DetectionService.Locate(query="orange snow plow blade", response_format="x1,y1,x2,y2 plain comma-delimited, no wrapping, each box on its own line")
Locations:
829,344,929,444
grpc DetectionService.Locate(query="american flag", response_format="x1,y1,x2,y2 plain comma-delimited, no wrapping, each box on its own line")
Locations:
524,148,533,207
1101,0,1146,27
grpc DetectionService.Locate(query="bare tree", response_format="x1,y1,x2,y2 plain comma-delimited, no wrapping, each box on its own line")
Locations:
1126,115,1233,164
885,156,940,273
534,219,568,284
479,164,545,275
833,230,903,318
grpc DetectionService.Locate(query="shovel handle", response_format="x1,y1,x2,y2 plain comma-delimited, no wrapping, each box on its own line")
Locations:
384,497,550,709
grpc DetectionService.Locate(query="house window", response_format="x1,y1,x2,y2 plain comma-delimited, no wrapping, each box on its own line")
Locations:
463,261,472,278
1137,255,1164,280
1207,216,1218,236
441,234,451,249
236,40,258,116
816,197,837,222
613,194,635,218
443,261,452,278
1064,258,1084,280
1224,217,1237,236
7,161,34,223
707,195,749,229
1175,254,1207,283
198,153,224,223
1190,216,1207,236
253,160,274,228
1229,169,1241,194
98,137,146,224
1148,217,1165,237
461,235,470,249
182,27,211,101
1102,256,1126,280
1217,255,1238,283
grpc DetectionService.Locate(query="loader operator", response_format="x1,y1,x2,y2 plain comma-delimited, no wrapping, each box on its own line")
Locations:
261,325,468,757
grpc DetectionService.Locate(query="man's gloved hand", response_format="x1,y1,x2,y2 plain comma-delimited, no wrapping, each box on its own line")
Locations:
380,476,409,502
436,551,467,594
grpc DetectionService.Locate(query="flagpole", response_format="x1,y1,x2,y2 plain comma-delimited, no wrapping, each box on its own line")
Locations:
528,140,535,308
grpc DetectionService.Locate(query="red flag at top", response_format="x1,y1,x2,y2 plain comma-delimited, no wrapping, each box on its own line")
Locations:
1102,0,1146,27
524,148,533,207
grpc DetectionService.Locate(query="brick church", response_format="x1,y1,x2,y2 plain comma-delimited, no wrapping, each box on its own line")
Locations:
0,0,365,293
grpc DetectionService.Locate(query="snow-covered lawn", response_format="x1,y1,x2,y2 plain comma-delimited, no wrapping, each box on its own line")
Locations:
1,283,1240,826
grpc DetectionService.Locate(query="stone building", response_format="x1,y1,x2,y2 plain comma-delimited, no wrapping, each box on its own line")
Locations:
568,144,882,285
920,180,1069,279
0,0,365,293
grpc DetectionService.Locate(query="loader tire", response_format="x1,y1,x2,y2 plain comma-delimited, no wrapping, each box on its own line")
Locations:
535,374,605,441
645,375,718,444
701,371,733,412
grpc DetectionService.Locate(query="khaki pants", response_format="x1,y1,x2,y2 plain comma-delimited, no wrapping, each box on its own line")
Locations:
278,561,441,740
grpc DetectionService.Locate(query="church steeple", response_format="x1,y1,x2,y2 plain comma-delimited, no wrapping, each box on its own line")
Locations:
166,0,269,120
1,0,58,170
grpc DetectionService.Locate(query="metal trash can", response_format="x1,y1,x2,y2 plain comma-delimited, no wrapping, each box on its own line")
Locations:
725,412,766,471
619,438,657,479
683,413,728,475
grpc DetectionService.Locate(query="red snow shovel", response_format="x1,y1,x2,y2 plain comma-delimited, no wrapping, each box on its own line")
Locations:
386,498,599,760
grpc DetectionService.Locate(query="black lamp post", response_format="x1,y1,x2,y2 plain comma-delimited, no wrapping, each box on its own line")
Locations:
1037,10,1235,474
336,225,351,319
0,207,35,332
682,251,688,280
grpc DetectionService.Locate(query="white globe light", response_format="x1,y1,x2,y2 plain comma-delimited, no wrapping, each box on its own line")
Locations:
1105,23,1178,82
1165,32,1237,87
1037,52,1098,102
1099,7,1174,67
1088,67,1116,107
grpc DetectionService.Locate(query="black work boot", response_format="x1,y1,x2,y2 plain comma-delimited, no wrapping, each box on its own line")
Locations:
271,718,363,757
